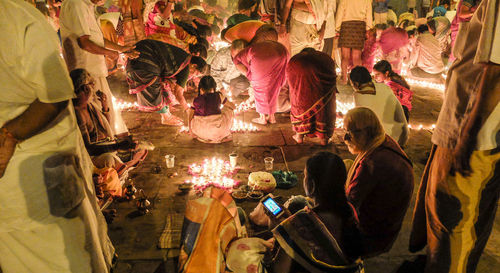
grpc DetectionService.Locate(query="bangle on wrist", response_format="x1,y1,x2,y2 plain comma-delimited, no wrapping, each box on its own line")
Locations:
1,127,20,143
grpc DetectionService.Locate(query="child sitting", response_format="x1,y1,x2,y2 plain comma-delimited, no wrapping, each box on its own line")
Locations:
188,76,235,143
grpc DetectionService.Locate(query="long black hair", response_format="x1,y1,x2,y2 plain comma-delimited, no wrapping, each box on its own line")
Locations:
373,60,410,89
197,75,217,95
305,152,352,219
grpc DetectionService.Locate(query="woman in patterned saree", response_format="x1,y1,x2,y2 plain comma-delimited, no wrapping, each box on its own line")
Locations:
126,39,207,125
286,48,337,146
268,152,364,273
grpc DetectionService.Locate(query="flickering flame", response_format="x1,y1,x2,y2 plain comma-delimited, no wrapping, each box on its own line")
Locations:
231,120,260,132
112,96,139,111
185,157,239,190
234,101,256,114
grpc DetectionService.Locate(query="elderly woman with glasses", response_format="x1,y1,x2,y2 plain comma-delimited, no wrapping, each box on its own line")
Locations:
342,107,414,258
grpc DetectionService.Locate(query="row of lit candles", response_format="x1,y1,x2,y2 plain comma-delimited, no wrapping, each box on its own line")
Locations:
185,158,238,190
112,97,138,111
234,101,256,114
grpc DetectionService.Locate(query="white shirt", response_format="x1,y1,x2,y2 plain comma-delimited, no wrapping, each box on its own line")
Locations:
324,0,337,38
335,0,372,31
354,83,409,146
60,0,108,77
0,0,86,231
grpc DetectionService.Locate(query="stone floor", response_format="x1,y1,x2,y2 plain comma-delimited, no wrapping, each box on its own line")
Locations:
106,72,500,273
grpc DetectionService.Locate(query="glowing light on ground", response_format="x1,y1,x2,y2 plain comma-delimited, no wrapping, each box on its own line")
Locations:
406,78,445,92
231,120,260,132
112,96,138,111
336,100,355,115
185,157,239,190
408,123,436,131
235,101,255,114
214,41,230,51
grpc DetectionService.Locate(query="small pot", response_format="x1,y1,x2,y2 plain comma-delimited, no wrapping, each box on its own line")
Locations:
178,183,193,193
231,190,247,202
247,190,263,200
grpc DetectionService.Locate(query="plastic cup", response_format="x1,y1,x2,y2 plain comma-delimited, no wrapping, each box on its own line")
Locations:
229,153,238,169
264,157,274,171
165,155,175,168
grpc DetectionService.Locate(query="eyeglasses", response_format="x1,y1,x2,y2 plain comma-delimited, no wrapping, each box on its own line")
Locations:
343,128,364,142
343,131,352,141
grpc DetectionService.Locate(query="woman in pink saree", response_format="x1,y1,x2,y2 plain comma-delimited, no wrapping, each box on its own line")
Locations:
231,28,289,125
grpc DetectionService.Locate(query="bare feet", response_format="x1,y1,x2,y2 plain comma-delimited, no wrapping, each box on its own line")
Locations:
267,114,276,124
252,117,267,125
161,113,184,126
292,134,304,144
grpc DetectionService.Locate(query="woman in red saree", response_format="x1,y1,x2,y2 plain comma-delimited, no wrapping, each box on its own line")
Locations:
286,48,337,146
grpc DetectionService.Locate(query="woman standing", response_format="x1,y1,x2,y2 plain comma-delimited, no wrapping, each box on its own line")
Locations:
286,48,337,146
335,0,372,84
120,0,146,46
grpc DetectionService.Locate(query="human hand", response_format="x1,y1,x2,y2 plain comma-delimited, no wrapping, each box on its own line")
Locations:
0,130,18,178
123,49,140,59
96,90,107,104
119,45,140,59
106,50,119,60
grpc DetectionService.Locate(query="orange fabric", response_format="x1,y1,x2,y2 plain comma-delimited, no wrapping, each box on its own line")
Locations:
224,20,266,43
94,168,122,197
179,188,243,273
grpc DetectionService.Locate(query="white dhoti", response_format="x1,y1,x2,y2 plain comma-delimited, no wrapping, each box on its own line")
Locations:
289,18,322,56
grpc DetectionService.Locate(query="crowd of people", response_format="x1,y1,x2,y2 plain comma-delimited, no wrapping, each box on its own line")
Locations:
0,0,498,272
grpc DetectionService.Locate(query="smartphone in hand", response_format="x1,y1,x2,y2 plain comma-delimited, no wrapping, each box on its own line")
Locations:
261,195,285,218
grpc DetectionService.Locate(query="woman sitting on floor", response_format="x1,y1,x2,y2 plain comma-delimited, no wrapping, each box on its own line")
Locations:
349,66,409,147
265,152,363,272
343,107,413,258
373,60,413,121
188,75,235,143
71,69,147,181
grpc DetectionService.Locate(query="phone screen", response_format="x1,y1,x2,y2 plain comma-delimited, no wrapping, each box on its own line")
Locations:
262,197,283,216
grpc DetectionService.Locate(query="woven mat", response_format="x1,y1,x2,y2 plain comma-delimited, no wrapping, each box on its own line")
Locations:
158,212,184,249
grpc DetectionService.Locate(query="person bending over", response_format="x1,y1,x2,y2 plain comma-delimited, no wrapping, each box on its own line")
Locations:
126,39,207,126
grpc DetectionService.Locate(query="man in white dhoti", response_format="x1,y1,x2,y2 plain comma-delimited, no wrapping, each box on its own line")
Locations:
0,1,115,272
60,0,138,135
280,0,329,55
